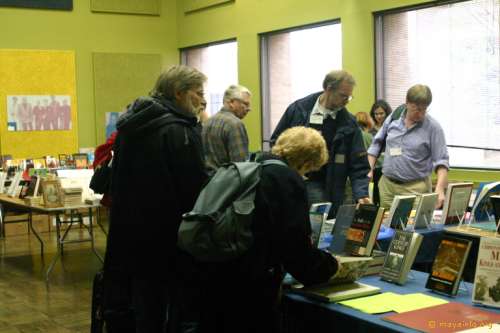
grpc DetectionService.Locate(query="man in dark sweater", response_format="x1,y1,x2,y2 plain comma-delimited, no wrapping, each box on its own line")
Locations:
271,70,371,216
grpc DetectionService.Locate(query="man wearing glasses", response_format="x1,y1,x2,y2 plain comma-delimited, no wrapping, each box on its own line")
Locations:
203,84,251,172
367,84,449,209
271,70,371,217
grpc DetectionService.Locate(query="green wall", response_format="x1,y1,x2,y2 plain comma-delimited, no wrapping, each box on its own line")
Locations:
176,0,500,184
0,0,178,148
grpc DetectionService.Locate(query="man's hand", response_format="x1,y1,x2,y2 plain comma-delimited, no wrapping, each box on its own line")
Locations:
367,169,374,181
357,197,371,205
436,189,446,209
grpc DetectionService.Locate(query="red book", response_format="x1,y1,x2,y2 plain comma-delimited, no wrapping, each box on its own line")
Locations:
382,302,500,333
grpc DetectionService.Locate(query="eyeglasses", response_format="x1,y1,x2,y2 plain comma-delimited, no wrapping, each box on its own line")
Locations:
233,99,251,108
337,92,353,102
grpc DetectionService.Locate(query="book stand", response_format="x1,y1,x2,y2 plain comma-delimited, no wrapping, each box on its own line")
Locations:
421,214,433,230
458,278,470,295
407,271,416,281
456,210,469,227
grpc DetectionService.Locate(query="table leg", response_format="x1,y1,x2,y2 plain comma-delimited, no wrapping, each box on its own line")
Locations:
89,207,103,263
28,211,44,256
46,213,62,280
0,203,4,239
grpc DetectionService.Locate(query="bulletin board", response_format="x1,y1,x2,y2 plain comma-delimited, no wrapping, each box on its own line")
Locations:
90,0,160,15
184,0,234,13
0,49,78,158
92,52,162,145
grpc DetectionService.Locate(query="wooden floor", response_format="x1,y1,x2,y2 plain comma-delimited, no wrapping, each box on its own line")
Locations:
0,222,107,333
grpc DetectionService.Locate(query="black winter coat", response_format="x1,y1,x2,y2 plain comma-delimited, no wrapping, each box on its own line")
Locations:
104,96,207,276
271,92,370,216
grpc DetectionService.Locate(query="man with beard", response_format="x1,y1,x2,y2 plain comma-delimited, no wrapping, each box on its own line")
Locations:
103,65,208,333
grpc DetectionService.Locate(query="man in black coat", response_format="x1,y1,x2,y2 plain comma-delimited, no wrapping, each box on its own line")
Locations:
271,70,371,217
103,65,208,333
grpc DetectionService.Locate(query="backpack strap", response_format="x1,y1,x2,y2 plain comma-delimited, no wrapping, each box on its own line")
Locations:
377,104,406,158
260,159,288,168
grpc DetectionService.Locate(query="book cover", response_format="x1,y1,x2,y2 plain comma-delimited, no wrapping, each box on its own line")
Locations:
471,181,500,223
472,237,500,308
382,302,500,333
380,230,423,285
441,183,473,225
309,202,332,248
344,204,385,256
490,195,500,233
25,176,40,197
73,153,89,169
387,195,416,229
328,204,356,254
414,193,438,229
425,236,472,296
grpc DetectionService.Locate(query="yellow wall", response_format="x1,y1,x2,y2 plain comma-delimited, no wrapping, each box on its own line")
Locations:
176,0,500,183
0,0,178,150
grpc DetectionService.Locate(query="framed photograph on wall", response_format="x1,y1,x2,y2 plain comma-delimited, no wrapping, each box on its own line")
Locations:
0,0,72,10
40,179,63,208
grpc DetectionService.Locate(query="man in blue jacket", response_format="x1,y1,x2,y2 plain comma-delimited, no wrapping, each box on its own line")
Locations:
271,70,370,216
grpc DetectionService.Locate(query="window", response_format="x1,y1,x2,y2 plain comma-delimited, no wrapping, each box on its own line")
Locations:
375,0,500,169
260,22,342,147
181,40,238,116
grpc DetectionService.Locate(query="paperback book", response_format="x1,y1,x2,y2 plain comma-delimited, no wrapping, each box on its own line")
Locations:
414,193,438,229
387,195,416,229
309,202,332,248
471,181,500,222
472,236,500,308
441,183,473,225
344,204,385,256
425,235,472,296
380,230,423,285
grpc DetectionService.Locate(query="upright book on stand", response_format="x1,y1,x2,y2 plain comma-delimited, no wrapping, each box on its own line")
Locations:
380,230,423,285
344,204,385,256
425,235,472,296
471,181,500,222
387,195,416,229
472,236,500,308
490,195,500,232
441,183,473,225
309,202,332,248
328,204,356,254
414,193,438,229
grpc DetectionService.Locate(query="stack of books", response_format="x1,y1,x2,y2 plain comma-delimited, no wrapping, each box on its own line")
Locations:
62,187,83,206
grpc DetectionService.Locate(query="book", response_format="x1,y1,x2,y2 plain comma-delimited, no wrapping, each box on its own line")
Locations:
382,302,500,333
0,172,7,193
73,153,89,169
472,237,500,308
414,193,438,229
471,181,500,222
344,204,385,256
328,204,356,254
441,183,473,225
380,230,423,285
425,235,472,296
6,172,22,197
25,176,40,198
387,195,416,229
364,249,386,276
290,256,380,302
309,202,332,248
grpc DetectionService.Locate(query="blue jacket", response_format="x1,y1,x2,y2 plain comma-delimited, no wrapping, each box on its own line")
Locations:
271,92,370,215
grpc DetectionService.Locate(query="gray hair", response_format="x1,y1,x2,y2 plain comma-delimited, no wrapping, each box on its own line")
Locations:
223,85,251,103
406,84,432,106
322,70,356,91
150,65,206,100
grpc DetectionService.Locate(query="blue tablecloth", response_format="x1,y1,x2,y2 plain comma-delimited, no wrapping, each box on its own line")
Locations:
283,270,500,333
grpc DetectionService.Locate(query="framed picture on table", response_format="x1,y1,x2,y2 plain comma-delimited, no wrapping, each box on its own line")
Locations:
40,179,63,208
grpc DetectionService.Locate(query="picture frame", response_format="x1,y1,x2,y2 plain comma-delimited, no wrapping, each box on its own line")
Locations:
40,179,63,208
0,0,72,10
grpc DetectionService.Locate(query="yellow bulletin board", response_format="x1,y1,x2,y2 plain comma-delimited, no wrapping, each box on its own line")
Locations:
0,49,78,158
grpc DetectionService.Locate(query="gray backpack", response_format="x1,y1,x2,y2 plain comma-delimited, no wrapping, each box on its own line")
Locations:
177,159,287,262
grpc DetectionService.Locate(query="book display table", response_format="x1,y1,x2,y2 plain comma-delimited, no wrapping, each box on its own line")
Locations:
283,270,500,333
0,194,103,280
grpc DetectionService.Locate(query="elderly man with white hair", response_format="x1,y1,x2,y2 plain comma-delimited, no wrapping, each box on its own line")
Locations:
202,84,252,172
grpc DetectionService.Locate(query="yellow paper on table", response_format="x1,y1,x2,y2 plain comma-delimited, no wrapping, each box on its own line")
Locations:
393,293,448,313
339,292,403,314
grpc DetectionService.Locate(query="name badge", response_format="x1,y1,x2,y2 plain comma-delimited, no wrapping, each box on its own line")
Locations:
389,147,402,156
334,154,345,164
309,113,324,125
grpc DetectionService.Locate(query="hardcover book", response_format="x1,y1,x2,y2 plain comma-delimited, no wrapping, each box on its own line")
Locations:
290,256,380,302
73,153,89,169
328,204,356,254
387,195,416,229
380,230,423,285
414,193,438,229
472,237,500,308
471,181,500,222
382,302,500,333
344,204,385,256
425,235,472,296
490,195,500,232
441,183,473,225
